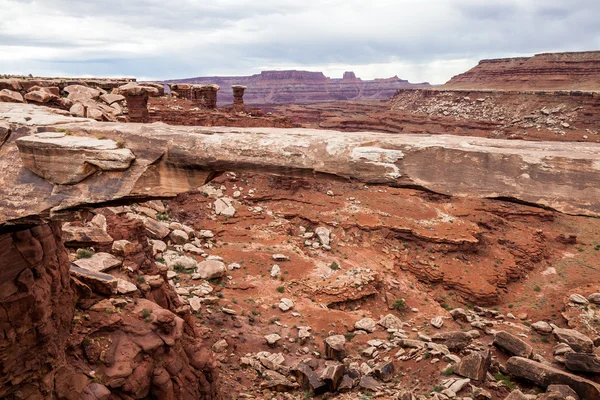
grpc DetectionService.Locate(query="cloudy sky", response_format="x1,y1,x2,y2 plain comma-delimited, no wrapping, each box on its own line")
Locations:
1,0,599,84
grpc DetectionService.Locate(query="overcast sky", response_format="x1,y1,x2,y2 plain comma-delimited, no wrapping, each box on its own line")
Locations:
1,0,599,84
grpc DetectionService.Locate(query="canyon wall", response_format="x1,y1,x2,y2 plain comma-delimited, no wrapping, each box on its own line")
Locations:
166,70,429,105
443,51,600,90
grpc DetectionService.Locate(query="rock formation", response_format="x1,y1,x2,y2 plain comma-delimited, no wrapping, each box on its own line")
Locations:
232,85,246,112
115,83,161,123
166,70,429,105
2,102,600,229
169,84,220,109
443,51,600,90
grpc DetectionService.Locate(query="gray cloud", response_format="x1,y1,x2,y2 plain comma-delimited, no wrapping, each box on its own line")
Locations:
0,0,598,83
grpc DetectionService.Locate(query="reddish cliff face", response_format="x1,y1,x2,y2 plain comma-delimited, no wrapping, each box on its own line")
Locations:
444,51,600,90
166,70,429,105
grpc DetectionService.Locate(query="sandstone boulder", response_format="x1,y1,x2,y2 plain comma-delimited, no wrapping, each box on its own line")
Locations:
553,327,594,353
74,252,121,273
432,331,473,351
0,89,24,103
564,352,600,373
494,331,534,358
320,362,345,391
24,90,56,103
195,260,226,280
507,356,600,399
324,335,346,361
355,317,376,333
456,350,491,381
16,133,135,185
64,85,101,102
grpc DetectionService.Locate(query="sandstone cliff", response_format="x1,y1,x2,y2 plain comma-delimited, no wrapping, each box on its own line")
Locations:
443,51,600,90
166,70,429,105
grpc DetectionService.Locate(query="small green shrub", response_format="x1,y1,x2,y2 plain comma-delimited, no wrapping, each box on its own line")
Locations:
392,298,406,312
276,286,285,293
156,212,170,221
76,248,95,259
330,261,340,270
534,285,541,292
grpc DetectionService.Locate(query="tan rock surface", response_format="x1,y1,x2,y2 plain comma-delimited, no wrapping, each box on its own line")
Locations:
2,103,600,228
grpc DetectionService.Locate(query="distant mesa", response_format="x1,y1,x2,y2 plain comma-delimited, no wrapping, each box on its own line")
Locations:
443,50,600,91
342,71,358,80
165,70,429,105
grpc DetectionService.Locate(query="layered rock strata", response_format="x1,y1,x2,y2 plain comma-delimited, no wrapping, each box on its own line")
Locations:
232,85,247,112
443,51,600,90
166,70,429,105
2,103,600,229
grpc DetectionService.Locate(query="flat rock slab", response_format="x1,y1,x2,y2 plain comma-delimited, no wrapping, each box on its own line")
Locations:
16,132,135,184
2,103,600,228
507,356,600,399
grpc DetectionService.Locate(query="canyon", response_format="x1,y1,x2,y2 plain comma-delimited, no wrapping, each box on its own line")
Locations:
1,50,600,400
166,70,429,105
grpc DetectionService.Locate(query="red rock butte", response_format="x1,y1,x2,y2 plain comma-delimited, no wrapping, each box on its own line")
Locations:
443,51,600,91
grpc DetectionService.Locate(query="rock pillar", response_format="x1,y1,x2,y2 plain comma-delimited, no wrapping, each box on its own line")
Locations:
232,85,247,112
193,84,220,109
117,83,160,123
125,93,149,122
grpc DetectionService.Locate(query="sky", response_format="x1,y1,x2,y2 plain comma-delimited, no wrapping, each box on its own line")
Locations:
1,0,599,84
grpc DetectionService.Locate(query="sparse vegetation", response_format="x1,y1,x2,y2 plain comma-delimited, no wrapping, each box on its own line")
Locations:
330,261,340,270
156,212,170,221
141,309,152,322
75,248,95,259
276,286,285,293
534,285,541,292
494,373,516,390
392,298,406,312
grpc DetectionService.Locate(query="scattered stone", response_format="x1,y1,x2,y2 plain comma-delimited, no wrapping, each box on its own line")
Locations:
265,334,281,346
431,316,444,329
494,331,534,358
587,293,600,304
507,357,600,399
504,390,528,400
189,297,202,313
69,265,117,295
432,331,473,351
570,294,589,305
378,314,404,330
564,352,600,373
532,321,553,335
73,252,122,273
214,197,236,217
279,298,294,312
473,386,492,399
324,335,346,361
272,254,290,261
116,279,137,294
149,239,167,255
546,384,580,399
270,264,281,278
373,361,395,382
212,339,228,353
111,240,137,256
291,363,327,395
195,260,226,280
355,318,377,333
456,350,491,381
450,308,469,323
0,89,24,103
183,243,204,255
315,226,331,246
320,362,345,391
169,229,189,245
359,376,382,391
553,327,594,353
